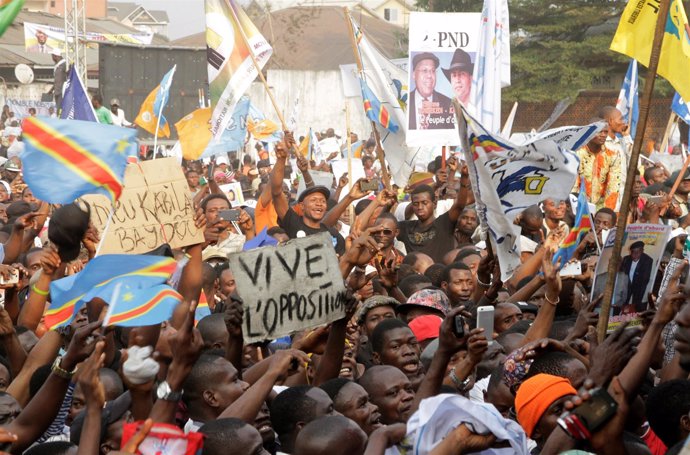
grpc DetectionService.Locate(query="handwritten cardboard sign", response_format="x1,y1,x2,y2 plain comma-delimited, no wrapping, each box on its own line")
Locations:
82,157,203,254
228,232,347,343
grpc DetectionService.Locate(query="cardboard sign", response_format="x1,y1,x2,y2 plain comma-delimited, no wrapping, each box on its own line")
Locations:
228,232,347,343
82,157,203,254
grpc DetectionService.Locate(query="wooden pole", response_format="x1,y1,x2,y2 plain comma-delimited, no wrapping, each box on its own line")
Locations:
226,0,288,130
441,146,447,170
346,103,355,226
597,0,672,342
660,113,677,154
344,7,392,190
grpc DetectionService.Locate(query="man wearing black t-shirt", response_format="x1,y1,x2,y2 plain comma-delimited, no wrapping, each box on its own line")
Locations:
271,134,346,256
397,173,470,263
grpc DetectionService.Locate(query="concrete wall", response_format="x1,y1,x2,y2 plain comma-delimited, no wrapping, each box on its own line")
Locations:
0,82,54,108
247,68,372,140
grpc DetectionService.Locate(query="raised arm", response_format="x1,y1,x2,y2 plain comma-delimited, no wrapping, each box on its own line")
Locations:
521,248,561,345
322,179,372,228
271,138,291,220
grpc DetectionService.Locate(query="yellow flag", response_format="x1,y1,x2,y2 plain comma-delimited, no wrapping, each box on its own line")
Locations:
174,107,212,160
610,0,690,101
297,134,310,157
247,117,279,140
134,85,171,138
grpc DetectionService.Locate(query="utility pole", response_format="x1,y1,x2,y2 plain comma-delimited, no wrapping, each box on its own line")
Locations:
63,0,87,84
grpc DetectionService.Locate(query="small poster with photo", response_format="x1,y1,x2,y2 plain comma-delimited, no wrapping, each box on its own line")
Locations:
591,224,672,332
407,12,481,147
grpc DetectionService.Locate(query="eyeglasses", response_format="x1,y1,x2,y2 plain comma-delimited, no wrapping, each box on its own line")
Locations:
377,229,394,236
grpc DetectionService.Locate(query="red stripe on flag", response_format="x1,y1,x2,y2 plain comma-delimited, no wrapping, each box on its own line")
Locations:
108,289,180,325
22,119,122,199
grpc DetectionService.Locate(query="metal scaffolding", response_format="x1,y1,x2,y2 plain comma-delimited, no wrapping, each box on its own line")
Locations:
63,0,86,83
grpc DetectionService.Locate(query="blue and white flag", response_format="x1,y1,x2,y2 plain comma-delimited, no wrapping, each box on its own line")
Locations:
202,95,250,158
615,60,639,137
153,65,176,132
673,92,690,149
455,104,603,280
470,0,511,133
60,66,97,122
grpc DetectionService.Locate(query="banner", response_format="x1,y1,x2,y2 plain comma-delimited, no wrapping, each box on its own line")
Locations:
228,232,347,343
24,21,153,53
6,99,54,118
60,66,98,122
407,12,481,146
456,104,602,280
205,0,272,139
81,157,204,254
591,224,671,332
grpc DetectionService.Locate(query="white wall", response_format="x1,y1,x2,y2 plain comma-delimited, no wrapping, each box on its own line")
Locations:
246,69,372,141
0,82,54,107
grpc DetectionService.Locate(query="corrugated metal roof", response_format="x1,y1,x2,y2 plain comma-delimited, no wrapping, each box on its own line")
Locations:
170,5,406,71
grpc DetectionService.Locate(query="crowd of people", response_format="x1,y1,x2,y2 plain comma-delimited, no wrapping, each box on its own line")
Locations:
0,101,685,455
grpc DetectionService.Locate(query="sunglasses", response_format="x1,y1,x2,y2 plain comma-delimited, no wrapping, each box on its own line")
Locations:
376,229,394,236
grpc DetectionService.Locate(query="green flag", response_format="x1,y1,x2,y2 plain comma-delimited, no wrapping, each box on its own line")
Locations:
0,0,24,37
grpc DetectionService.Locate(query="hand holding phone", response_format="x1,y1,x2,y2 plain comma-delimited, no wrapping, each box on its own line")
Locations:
557,387,618,440
218,209,240,222
476,306,494,345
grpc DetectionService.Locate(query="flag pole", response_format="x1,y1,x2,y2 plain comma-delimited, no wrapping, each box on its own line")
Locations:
225,0,287,130
597,0,672,342
152,100,165,160
346,102,355,227
660,113,677,154
344,7,391,190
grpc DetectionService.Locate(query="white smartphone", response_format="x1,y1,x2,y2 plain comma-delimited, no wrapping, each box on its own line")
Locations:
559,260,582,277
0,269,19,286
476,306,495,345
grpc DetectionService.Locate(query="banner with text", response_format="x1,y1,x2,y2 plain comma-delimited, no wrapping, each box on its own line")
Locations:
407,12,480,147
82,157,203,254
228,232,347,343
24,21,153,53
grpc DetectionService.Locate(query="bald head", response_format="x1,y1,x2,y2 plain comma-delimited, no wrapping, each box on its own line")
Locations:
293,415,367,455
197,314,228,352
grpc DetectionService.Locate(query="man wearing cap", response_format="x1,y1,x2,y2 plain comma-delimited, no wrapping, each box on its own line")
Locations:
51,49,68,111
442,48,473,106
109,99,133,128
619,240,653,314
408,52,452,130
271,135,346,255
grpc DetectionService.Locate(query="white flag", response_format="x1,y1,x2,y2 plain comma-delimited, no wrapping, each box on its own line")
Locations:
348,12,420,186
456,104,603,280
470,0,511,133
206,0,272,139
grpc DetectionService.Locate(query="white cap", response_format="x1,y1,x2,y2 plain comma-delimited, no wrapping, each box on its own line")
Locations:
216,156,229,166
51,48,61,57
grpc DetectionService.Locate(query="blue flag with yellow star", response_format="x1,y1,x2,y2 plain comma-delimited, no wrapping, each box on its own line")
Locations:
22,117,137,204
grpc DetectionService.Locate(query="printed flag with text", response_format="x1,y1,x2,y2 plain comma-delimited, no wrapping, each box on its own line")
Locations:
60,66,98,122
104,284,182,327
205,0,272,139
202,96,251,158
470,0,511,133
455,104,602,280
615,60,639,138
21,117,136,204
44,255,177,329
175,107,212,160
0,0,23,37
348,11,419,186
610,0,690,102
135,65,176,138
553,182,592,266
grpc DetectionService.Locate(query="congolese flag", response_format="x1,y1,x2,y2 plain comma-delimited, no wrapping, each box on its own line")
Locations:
360,78,399,133
610,0,690,102
195,291,212,325
206,0,272,139
104,284,182,327
553,182,592,266
0,0,23,37
135,65,176,138
21,117,136,204
44,255,177,329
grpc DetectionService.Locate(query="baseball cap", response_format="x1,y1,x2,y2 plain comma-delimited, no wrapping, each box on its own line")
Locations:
397,289,450,317
408,315,443,342
298,185,330,203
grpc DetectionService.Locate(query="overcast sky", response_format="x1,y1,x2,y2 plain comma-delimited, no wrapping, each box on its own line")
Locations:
139,0,206,40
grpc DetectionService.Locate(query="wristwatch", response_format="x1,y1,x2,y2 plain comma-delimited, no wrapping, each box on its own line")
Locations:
51,356,77,380
156,380,183,402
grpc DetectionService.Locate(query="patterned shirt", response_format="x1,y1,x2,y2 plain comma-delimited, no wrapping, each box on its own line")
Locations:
573,145,621,211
